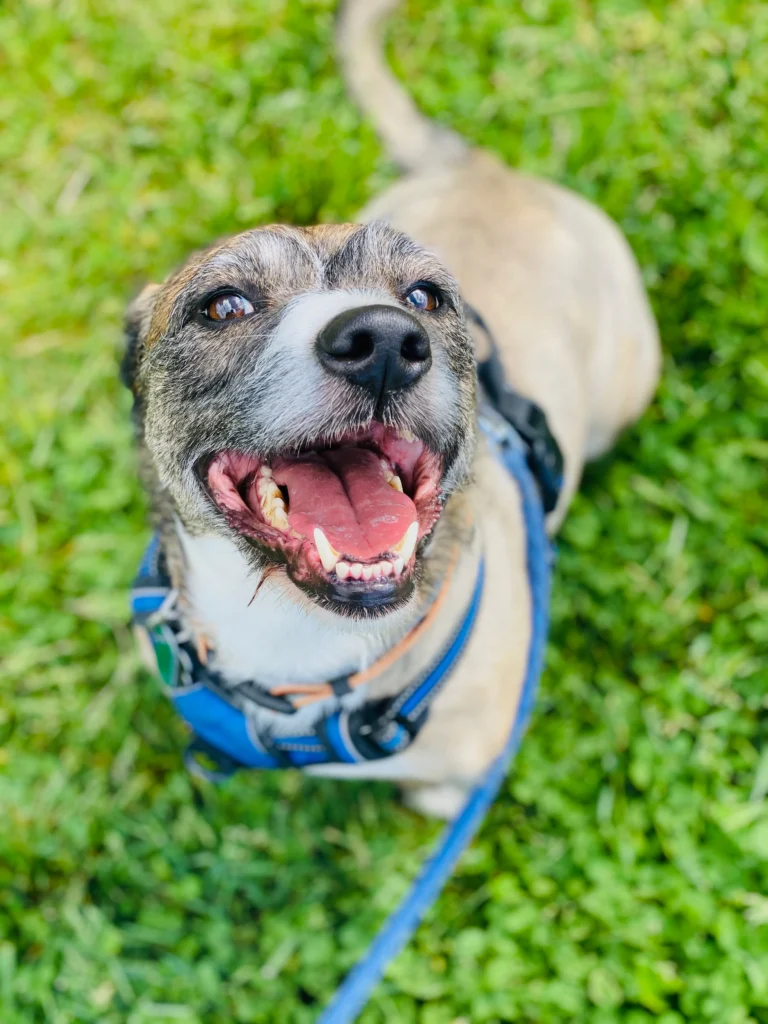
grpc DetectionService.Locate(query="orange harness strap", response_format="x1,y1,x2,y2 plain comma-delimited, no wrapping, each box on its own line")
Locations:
268,547,461,710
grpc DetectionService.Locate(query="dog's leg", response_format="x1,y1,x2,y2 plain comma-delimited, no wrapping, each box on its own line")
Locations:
400,780,470,820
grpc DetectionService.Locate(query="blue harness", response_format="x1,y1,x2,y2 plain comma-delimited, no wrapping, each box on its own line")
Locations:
130,336,562,1021
131,536,487,777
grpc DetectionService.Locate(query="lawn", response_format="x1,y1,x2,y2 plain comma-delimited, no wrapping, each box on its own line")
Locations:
1,0,767,1021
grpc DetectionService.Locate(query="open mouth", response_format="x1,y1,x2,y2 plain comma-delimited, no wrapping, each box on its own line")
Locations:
205,423,443,610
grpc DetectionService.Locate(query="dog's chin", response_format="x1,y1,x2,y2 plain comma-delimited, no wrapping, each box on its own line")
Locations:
201,421,444,616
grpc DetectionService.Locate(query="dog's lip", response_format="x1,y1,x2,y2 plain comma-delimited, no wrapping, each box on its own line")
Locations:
201,423,443,607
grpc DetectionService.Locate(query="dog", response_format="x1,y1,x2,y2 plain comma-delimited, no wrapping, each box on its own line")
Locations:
123,0,660,818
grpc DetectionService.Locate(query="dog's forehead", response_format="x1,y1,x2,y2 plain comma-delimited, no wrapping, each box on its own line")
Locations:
146,223,454,345
192,222,446,287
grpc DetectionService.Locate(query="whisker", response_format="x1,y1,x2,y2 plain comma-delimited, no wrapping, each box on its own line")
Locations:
248,563,283,605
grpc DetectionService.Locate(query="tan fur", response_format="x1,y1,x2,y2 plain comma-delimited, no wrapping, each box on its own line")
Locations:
328,0,661,814
360,150,660,521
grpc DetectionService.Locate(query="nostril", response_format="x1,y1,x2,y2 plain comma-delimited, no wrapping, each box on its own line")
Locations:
329,328,375,363
400,331,431,363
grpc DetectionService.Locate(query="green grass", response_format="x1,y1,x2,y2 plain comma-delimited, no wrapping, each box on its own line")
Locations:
1,0,767,1020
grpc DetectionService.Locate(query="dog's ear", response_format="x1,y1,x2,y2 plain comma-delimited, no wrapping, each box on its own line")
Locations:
121,283,161,394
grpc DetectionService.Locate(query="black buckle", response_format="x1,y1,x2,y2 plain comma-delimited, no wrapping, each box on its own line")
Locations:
345,702,398,761
344,701,427,761
231,680,298,715
195,673,298,716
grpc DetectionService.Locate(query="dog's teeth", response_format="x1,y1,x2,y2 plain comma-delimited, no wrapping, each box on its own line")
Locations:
349,563,363,580
272,509,288,531
379,560,393,577
399,428,416,443
361,565,374,582
336,561,350,580
260,466,272,477
259,478,281,504
314,528,340,573
392,521,418,563
392,557,404,576
264,507,288,531
380,458,404,493
260,478,288,530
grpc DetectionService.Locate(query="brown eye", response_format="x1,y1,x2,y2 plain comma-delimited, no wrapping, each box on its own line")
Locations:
405,285,440,311
206,293,255,321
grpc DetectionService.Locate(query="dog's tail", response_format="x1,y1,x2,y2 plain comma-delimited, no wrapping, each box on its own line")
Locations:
336,0,467,173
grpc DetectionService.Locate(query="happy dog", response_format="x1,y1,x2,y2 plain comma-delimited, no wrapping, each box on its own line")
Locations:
125,0,660,818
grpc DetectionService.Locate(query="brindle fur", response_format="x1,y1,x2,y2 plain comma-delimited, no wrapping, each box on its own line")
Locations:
124,222,477,607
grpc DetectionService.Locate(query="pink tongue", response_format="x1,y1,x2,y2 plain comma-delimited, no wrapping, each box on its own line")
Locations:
272,448,417,560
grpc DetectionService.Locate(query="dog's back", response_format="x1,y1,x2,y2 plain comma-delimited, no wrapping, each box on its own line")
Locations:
338,0,661,520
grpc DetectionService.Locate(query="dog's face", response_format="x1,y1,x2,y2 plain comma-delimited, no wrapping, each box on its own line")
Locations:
124,222,476,616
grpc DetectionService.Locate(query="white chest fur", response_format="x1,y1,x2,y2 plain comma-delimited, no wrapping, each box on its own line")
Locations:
177,529,417,687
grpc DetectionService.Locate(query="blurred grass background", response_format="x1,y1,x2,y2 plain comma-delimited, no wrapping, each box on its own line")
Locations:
1,0,767,1021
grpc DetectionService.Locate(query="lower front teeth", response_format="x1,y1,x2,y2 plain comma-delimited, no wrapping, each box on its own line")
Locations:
332,558,400,581
321,522,418,580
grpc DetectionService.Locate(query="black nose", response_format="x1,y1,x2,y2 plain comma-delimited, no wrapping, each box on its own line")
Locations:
315,304,432,398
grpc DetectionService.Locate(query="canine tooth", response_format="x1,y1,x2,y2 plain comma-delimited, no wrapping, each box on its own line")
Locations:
260,466,273,477
380,560,393,577
314,528,340,573
349,562,363,580
380,458,404,493
392,557,404,576
393,521,418,563
336,561,350,580
400,428,416,443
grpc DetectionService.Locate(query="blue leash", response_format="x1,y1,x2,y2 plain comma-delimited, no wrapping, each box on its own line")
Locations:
317,421,553,1023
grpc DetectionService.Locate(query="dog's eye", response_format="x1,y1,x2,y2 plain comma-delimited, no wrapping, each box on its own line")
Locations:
205,293,255,321
405,285,440,312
